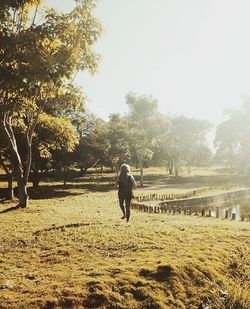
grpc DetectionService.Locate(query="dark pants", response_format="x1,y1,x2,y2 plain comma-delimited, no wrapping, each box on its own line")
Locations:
119,197,132,221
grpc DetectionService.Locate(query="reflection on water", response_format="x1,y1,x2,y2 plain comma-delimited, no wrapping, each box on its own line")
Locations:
211,198,250,221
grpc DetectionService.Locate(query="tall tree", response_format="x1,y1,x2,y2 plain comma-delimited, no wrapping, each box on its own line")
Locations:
31,113,79,186
215,100,250,173
0,0,102,207
106,113,131,172
126,92,162,186
74,113,109,175
166,116,212,175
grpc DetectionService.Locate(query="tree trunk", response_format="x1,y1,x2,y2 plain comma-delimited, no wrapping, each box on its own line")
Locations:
174,163,179,177
16,172,29,208
32,169,41,187
0,154,14,200
63,166,67,186
2,114,29,207
7,173,14,200
168,160,174,174
136,150,144,186
79,162,84,177
140,166,144,187
24,138,32,184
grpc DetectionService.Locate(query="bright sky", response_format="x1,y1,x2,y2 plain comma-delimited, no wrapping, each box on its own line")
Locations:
46,0,250,125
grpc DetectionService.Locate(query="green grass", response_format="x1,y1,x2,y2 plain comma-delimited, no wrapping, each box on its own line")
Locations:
0,168,249,308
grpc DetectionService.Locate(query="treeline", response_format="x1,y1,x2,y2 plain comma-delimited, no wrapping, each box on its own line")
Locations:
214,99,250,174
0,1,249,208
0,0,101,207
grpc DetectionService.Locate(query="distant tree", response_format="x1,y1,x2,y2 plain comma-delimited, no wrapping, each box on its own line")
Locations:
0,0,101,207
31,113,79,186
215,100,250,173
126,92,165,185
74,113,109,175
106,113,131,172
163,116,212,175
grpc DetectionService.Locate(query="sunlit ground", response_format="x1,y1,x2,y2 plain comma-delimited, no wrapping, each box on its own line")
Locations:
0,168,249,308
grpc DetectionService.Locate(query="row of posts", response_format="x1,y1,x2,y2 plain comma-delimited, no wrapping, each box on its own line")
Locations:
131,202,213,216
131,202,250,221
135,186,236,202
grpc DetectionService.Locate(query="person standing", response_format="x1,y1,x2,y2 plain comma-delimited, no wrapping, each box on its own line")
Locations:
117,164,136,222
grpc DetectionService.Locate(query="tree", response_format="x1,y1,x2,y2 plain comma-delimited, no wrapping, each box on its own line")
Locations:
0,0,102,207
31,113,79,186
74,113,109,175
166,116,212,175
0,136,14,199
106,113,131,172
214,100,250,173
126,92,163,186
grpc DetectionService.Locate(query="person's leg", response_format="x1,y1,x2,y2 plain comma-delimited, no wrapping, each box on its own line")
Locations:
119,197,126,218
125,199,132,222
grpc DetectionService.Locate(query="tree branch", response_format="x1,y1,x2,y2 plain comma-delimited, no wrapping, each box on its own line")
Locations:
30,3,39,28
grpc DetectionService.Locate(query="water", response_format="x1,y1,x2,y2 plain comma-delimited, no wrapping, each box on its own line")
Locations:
211,198,250,221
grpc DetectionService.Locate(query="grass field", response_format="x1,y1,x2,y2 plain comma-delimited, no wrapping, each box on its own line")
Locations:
0,168,249,308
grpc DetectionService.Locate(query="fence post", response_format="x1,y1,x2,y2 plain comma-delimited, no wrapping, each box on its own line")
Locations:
225,209,228,219
215,207,219,218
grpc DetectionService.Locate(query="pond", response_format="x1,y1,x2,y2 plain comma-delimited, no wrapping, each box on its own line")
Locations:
210,198,250,221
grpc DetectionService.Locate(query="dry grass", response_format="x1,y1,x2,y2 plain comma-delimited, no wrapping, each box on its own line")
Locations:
0,168,249,308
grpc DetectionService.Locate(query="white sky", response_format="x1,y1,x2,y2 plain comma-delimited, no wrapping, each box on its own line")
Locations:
46,0,250,125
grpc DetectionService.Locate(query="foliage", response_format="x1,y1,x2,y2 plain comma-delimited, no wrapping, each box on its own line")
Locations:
106,113,131,171
164,116,212,174
126,92,166,184
215,99,250,173
74,112,109,174
0,0,102,205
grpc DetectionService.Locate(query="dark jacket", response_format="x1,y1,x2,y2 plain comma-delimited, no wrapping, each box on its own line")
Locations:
118,174,134,199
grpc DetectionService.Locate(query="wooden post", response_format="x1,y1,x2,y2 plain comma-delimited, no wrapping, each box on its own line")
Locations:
231,213,236,220
225,209,228,219
201,208,205,216
208,209,211,217
215,207,219,218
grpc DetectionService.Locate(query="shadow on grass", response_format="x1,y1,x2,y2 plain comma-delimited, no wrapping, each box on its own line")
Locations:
0,181,115,201
139,264,174,282
0,188,10,200
0,205,20,214
27,185,84,200
27,182,114,200
33,222,95,236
